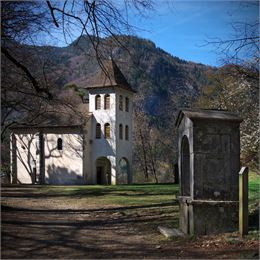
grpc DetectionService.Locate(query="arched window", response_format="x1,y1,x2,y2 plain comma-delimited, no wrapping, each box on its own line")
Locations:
95,95,101,110
119,124,123,140
125,97,129,112
118,157,129,184
119,95,123,111
104,123,110,139
104,94,110,110
125,125,129,140
57,138,63,150
96,123,101,139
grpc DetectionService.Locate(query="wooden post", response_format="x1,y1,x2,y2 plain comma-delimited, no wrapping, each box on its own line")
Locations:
39,132,45,184
239,166,248,236
10,133,17,184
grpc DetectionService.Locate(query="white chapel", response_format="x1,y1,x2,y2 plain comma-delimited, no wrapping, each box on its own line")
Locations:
10,59,136,185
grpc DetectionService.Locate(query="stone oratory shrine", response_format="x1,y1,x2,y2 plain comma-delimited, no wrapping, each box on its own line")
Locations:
175,109,243,235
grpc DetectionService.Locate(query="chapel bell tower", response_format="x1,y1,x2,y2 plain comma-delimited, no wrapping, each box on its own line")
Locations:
85,59,136,185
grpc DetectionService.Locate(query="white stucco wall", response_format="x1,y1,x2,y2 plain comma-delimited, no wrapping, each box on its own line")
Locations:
115,89,134,184
12,128,85,185
44,133,84,184
14,134,38,184
88,88,117,184
82,120,92,184
88,87,134,184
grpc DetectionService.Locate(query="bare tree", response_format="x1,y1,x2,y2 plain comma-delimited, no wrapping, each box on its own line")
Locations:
205,2,259,75
195,66,259,169
133,99,168,184
1,0,154,181
1,1,53,98
46,0,154,70
133,105,149,181
1,1,154,140
201,3,259,170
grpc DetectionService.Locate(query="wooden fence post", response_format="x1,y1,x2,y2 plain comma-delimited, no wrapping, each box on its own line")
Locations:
11,133,17,184
239,166,248,236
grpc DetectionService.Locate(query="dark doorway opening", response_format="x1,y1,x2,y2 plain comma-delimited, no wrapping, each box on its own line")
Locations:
96,166,103,184
181,136,191,196
96,157,111,185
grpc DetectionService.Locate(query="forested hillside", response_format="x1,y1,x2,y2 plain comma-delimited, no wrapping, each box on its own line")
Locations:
2,35,258,182
22,35,213,116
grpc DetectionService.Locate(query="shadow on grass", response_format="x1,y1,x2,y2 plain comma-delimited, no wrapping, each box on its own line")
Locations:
2,213,177,228
2,201,178,214
1,184,179,199
1,197,180,259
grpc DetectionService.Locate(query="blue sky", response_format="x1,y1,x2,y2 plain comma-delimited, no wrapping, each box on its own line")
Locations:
43,1,259,67
129,1,259,66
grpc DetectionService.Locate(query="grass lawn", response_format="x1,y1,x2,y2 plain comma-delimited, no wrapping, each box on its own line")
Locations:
39,171,259,230
10,170,258,211
1,174,259,259
27,184,180,229
39,170,259,208
249,171,260,210
41,183,179,206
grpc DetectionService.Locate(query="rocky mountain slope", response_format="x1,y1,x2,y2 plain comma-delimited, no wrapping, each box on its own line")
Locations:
29,35,215,125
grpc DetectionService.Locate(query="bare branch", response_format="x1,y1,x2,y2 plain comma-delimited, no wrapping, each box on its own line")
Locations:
46,1,59,27
2,46,53,99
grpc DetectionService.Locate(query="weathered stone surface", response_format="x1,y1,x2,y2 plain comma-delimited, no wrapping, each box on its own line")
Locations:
192,202,239,235
176,109,242,235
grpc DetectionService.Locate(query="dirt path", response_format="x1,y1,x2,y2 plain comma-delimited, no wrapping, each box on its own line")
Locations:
1,186,259,259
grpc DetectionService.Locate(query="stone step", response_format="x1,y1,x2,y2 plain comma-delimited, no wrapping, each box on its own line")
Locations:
158,226,185,238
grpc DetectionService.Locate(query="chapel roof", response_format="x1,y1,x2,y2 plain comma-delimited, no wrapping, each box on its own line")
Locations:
10,112,92,132
9,124,84,134
175,108,243,127
85,58,136,93
10,124,82,130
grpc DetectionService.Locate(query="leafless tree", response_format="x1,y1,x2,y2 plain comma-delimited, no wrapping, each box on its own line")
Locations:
133,105,149,181
1,0,154,141
1,0,154,181
201,3,259,169
46,0,154,72
205,2,259,77
1,1,53,98
195,66,259,170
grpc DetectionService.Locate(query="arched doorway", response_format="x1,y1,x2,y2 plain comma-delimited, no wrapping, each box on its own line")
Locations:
117,157,129,184
96,157,111,185
181,136,190,196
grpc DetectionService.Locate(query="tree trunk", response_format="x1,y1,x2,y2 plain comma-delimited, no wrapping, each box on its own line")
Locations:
147,141,158,184
139,129,149,180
